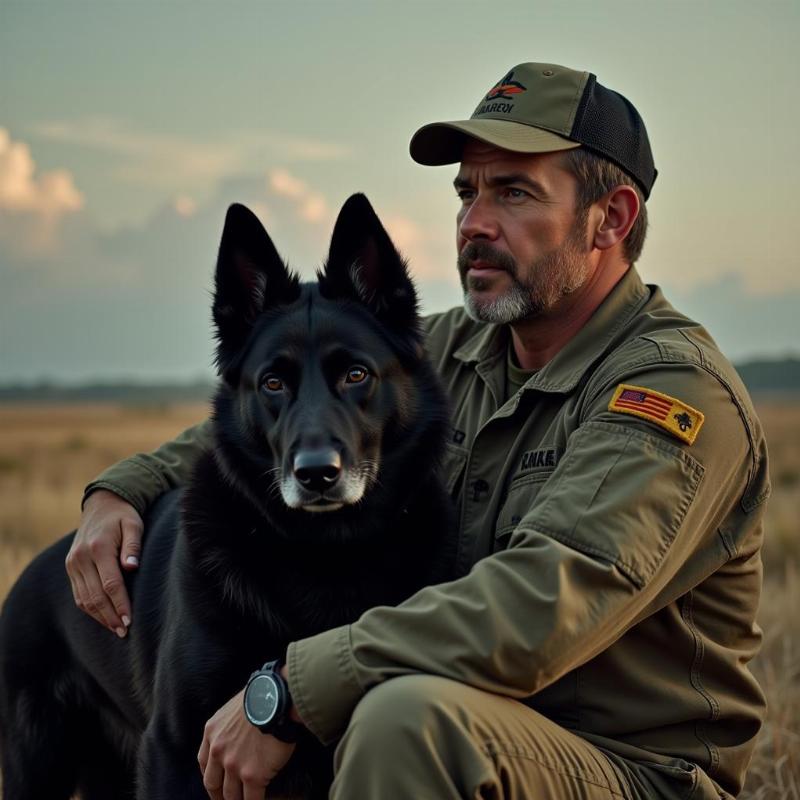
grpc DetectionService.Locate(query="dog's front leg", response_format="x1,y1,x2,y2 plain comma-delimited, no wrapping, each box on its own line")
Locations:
137,717,209,800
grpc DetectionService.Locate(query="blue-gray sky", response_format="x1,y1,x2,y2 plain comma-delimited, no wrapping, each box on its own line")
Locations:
1,0,798,382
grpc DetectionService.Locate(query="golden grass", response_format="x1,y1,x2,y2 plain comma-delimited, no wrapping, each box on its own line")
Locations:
0,403,208,550
0,400,797,796
740,402,800,799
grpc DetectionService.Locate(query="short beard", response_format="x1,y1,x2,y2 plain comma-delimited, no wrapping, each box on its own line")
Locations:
458,209,590,325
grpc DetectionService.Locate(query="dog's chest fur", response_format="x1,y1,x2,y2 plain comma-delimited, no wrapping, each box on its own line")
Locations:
178,452,451,645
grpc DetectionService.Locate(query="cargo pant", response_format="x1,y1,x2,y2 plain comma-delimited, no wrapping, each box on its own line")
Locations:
330,675,728,799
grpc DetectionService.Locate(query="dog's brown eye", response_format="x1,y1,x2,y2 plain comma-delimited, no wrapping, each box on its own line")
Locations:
262,375,284,392
345,366,368,384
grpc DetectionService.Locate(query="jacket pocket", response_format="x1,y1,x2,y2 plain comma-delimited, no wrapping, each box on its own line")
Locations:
494,470,555,550
530,421,705,589
440,441,469,496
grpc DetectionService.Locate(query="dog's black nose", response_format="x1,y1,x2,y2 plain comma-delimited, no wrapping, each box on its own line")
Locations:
293,449,342,492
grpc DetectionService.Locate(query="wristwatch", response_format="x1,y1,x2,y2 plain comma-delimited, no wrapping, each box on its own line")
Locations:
243,659,302,742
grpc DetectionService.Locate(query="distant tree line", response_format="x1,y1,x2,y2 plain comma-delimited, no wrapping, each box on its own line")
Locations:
1,358,799,404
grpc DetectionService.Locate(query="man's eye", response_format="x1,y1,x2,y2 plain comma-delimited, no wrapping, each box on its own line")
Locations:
505,187,528,199
345,366,369,384
262,375,284,392
456,189,475,202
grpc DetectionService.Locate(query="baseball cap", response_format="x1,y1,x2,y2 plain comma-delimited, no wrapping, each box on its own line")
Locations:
410,62,657,199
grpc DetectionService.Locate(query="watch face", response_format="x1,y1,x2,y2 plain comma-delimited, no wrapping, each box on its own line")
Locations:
246,674,280,726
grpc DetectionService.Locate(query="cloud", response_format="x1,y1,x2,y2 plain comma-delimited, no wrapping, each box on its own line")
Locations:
269,169,306,199
0,165,342,305
0,128,83,216
258,177,455,281
0,130,88,265
33,118,352,192
382,212,457,286
268,168,330,224
173,195,197,217
255,131,351,162
34,118,242,188
384,215,423,251
0,169,338,382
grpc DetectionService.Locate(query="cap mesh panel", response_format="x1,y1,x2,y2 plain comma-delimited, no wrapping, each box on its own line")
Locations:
572,77,657,198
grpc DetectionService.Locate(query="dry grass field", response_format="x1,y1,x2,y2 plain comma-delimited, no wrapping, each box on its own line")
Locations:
0,400,797,797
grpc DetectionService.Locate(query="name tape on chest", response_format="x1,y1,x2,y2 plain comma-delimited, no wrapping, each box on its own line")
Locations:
518,447,560,473
608,384,704,445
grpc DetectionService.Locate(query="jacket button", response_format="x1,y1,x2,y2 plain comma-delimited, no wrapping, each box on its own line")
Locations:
470,479,490,501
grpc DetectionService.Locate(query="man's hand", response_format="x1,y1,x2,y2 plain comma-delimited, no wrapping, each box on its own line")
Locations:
198,688,297,800
65,489,143,636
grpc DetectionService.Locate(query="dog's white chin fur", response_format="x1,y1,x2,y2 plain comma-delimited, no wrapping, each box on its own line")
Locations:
303,502,345,513
280,470,370,512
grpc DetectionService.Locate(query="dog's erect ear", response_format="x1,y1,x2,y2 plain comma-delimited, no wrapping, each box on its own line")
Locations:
213,204,299,378
319,194,419,332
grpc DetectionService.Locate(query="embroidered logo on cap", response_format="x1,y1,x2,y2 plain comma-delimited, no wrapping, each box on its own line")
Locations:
608,384,704,445
485,71,527,101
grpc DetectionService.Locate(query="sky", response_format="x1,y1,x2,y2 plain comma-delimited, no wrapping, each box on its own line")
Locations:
1,0,798,383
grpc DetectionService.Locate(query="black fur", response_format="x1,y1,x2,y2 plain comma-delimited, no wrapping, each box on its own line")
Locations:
0,195,455,800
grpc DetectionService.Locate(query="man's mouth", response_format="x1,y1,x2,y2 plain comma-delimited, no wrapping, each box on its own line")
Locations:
465,261,511,287
468,261,507,274
458,244,516,282
469,258,503,268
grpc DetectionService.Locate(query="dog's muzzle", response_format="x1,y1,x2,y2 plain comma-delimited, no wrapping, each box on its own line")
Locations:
292,448,342,493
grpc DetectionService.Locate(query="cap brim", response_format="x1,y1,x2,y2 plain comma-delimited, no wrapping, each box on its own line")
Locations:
410,119,580,166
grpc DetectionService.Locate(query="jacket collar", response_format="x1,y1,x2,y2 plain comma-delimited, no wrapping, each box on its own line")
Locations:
453,266,650,394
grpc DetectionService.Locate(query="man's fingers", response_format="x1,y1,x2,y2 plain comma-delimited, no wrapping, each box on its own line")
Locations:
202,756,224,800
72,537,126,634
222,770,243,800
70,490,142,629
96,554,132,633
119,516,143,571
73,568,120,633
244,776,268,800
197,734,209,774
201,724,224,800
86,567,126,635
66,570,81,614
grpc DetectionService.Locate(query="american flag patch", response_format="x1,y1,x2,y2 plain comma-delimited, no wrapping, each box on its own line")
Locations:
608,383,704,445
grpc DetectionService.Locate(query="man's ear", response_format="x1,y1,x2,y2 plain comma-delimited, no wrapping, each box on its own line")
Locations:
319,193,419,333
213,204,299,379
592,185,640,251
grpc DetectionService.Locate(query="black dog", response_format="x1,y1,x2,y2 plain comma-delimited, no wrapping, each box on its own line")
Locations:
0,195,455,799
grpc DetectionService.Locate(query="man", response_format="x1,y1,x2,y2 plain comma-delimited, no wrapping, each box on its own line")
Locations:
67,62,769,798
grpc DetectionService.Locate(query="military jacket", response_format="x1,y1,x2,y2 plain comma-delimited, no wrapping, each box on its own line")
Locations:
86,267,769,797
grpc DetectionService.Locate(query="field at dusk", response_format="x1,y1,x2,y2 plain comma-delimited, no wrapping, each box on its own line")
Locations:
0,400,797,796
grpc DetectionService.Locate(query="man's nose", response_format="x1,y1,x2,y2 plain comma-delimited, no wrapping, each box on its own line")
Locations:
458,195,499,242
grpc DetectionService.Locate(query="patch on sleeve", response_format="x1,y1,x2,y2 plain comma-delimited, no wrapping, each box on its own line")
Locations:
608,384,704,445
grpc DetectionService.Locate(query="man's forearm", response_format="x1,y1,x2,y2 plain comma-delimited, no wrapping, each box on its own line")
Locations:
83,419,214,515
